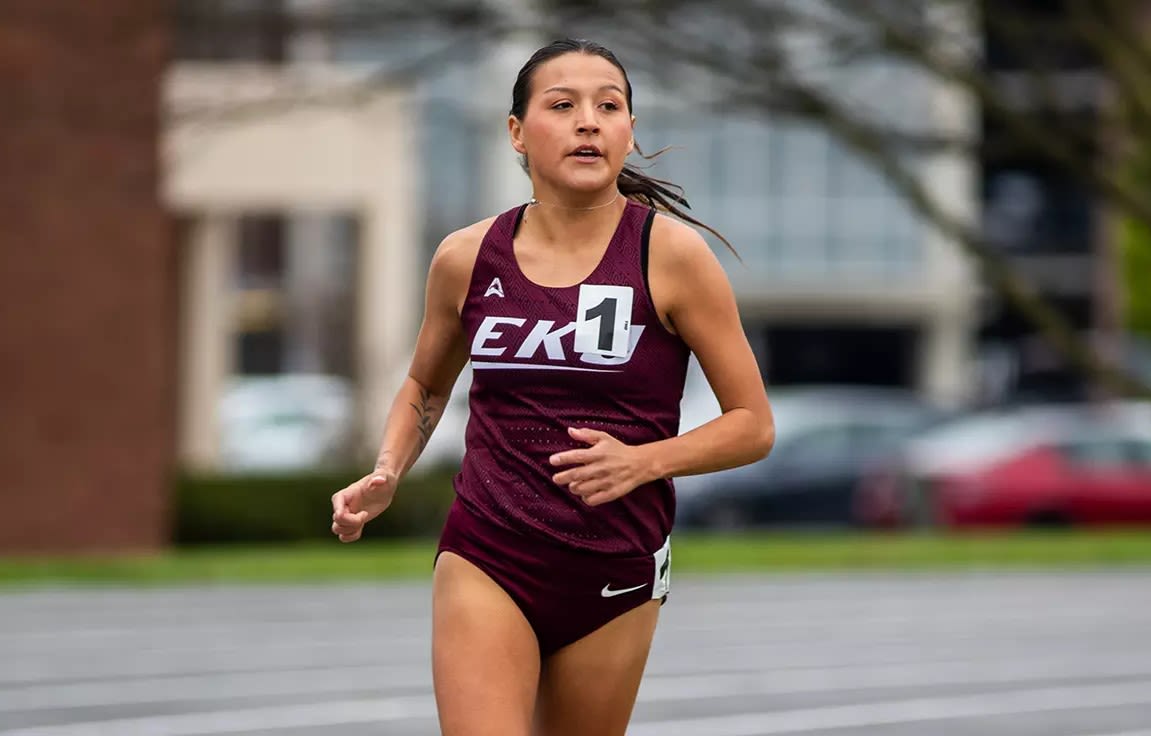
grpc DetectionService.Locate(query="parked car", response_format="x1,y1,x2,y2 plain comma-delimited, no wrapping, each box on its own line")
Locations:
218,373,357,472
675,386,951,530
855,401,1151,529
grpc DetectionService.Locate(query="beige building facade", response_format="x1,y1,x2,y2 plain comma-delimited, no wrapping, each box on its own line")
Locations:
164,65,423,469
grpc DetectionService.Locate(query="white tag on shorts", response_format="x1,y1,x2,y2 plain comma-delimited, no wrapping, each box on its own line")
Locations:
652,536,671,599
574,284,633,358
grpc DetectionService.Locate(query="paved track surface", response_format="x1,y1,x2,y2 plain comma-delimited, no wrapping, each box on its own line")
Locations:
3,571,1151,735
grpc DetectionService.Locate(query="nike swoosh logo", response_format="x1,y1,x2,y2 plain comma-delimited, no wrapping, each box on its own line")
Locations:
601,583,647,598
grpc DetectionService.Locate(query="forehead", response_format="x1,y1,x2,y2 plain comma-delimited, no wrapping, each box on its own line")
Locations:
531,53,628,95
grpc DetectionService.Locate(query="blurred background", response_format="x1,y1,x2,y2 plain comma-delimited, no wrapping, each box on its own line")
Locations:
5,4,1151,735
2,0,1151,555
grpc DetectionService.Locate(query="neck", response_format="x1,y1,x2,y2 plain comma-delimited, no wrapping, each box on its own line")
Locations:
529,188,621,211
522,189,627,247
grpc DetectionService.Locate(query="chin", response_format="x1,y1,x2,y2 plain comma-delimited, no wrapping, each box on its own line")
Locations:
561,171,618,194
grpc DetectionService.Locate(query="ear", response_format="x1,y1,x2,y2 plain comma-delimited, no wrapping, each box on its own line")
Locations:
509,115,527,155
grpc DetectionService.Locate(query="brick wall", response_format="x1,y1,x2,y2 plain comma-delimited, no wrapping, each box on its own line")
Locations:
0,1,176,553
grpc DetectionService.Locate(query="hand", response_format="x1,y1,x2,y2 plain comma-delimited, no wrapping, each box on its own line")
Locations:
549,427,654,507
331,471,398,543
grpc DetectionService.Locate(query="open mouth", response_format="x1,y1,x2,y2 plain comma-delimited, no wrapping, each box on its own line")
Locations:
569,145,603,159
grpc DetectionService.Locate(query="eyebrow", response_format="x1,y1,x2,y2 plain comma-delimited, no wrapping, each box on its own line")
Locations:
542,84,626,96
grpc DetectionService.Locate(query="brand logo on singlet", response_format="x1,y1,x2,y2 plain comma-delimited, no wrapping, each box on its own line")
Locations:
484,278,504,298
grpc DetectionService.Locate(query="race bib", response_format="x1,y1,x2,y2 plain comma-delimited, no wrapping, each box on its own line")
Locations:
574,284,633,358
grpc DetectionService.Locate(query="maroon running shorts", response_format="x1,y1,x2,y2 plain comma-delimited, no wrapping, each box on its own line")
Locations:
435,499,671,658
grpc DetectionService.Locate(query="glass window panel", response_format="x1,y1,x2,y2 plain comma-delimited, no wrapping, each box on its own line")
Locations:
715,117,772,197
831,142,887,197
836,197,889,242
777,127,829,196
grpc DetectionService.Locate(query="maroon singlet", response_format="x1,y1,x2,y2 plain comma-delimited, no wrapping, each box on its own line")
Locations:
452,199,691,556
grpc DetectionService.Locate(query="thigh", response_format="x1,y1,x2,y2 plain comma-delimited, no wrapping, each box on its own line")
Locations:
433,551,541,736
533,599,661,736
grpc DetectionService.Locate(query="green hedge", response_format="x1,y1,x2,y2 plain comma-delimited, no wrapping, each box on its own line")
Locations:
174,466,459,544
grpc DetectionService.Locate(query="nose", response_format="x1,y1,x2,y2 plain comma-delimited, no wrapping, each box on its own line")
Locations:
576,102,600,135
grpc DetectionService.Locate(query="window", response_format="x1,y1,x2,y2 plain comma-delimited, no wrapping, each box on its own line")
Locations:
1128,440,1151,468
850,420,923,456
783,425,856,468
981,164,1094,254
237,215,285,290
1059,438,1143,469
826,139,924,275
982,0,1096,72
238,330,284,374
230,212,360,377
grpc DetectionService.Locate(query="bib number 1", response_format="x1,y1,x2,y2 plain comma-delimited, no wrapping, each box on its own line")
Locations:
574,285,633,358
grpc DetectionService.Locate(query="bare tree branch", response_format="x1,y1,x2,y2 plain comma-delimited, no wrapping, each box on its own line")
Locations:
832,1,1151,234
1095,0,1151,79
170,0,1151,395
762,81,1151,399
1065,2,1151,133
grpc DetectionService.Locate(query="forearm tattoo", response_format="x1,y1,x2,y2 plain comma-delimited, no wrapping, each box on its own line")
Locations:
409,387,442,452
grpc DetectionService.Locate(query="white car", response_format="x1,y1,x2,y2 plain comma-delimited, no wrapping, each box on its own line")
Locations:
218,374,357,472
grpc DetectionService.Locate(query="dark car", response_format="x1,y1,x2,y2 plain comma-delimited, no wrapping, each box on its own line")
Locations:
674,386,950,530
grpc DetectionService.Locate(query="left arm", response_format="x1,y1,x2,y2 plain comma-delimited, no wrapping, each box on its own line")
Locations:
551,218,775,505
639,220,775,479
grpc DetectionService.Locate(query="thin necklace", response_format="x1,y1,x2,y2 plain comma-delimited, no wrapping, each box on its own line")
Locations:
528,192,621,210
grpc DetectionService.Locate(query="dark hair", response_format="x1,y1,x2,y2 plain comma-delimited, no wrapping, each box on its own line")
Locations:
510,38,737,257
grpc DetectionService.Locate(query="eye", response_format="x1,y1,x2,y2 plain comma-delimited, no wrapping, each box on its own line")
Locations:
600,101,621,111
550,101,573,110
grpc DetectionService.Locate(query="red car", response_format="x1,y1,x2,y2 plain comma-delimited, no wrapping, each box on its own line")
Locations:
857,403,1151,529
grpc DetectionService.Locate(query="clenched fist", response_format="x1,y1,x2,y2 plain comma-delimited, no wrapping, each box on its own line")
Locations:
331,472,398,543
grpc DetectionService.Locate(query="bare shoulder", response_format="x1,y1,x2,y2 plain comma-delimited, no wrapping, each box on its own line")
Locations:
649,209,727,287
645,212,732,331
424,215,499,313
429,215,497,279
648,212,724,276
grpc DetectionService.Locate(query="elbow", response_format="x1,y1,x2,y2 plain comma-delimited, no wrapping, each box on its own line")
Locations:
754,421,776,462
741,409,774,464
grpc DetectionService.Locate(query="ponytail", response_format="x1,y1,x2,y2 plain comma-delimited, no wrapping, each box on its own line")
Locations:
618,144,740,260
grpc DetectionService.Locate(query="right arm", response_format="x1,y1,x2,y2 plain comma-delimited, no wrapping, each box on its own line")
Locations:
372,226,480,479
331,222,486,541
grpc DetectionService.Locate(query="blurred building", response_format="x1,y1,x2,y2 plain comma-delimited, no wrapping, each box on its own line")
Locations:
0,1,174,553
167,0,982,476
332,2,981,409
0,2,984,552
976,0,1133,402
626,36,979,408
168,1,423,470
